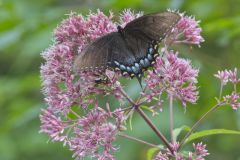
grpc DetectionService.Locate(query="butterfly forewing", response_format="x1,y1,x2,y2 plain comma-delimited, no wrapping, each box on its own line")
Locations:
73,32,136,72
124,12,181,42
121,12,180,64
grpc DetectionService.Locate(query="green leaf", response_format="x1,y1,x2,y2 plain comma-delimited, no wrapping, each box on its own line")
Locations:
152,97,158,101
141,105,154,113
173,125,191,142
185,129,240,144
126,108,135,130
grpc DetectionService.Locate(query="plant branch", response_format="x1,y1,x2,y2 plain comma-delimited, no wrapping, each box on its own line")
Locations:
169,95,174,143
135,106,174,154
118,133,163,149
219,82,223,99
234,84,237,92
70,109,81,118
118,87,135,105
179,101,225,149
118,83,173,153
118,106,134,112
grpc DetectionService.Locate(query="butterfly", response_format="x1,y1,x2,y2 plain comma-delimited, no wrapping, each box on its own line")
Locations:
73,11,181,84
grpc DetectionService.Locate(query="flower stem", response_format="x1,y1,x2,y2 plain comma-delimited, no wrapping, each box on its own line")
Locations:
169,95,174,143
135,106,174,154
179,101,225,149
118,85,173,153
70,109,81,118
219,82,223,99
234,84,237,92
118,87,135,105
118,106,134,112
118,133,163,149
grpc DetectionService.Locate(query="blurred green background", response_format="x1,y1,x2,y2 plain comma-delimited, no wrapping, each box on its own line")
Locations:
0,0,240,159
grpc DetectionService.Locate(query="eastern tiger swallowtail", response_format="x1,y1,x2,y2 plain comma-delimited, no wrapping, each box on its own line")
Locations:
73,11,181,82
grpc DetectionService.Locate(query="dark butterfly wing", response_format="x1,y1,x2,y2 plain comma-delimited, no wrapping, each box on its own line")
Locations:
123,12,181,60
122,29,152,62
74,11,181,79
73,32,136,72
124,11,180,42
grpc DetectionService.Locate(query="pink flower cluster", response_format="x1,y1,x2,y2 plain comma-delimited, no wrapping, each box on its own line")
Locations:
214,68,239,85
40,109,67,142
172,13,204,46
54,10,116,49
70,108,124,159
223,92,240,110
154,142,209,160
193,143,209,160
119,9,143,27
214,70,230,85
144,51,199,107
40,42,79,114
214,68,240,110
40,9,205,160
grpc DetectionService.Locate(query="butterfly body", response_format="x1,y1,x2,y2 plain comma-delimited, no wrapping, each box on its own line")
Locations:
73,11,180,79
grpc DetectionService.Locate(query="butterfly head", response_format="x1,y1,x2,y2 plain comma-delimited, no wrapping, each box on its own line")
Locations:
117,26,125,36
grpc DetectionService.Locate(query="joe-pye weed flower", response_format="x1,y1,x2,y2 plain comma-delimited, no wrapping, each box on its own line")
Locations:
40,9,239,160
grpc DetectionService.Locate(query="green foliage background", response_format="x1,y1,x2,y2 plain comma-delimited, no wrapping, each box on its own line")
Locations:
0,0,240,159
